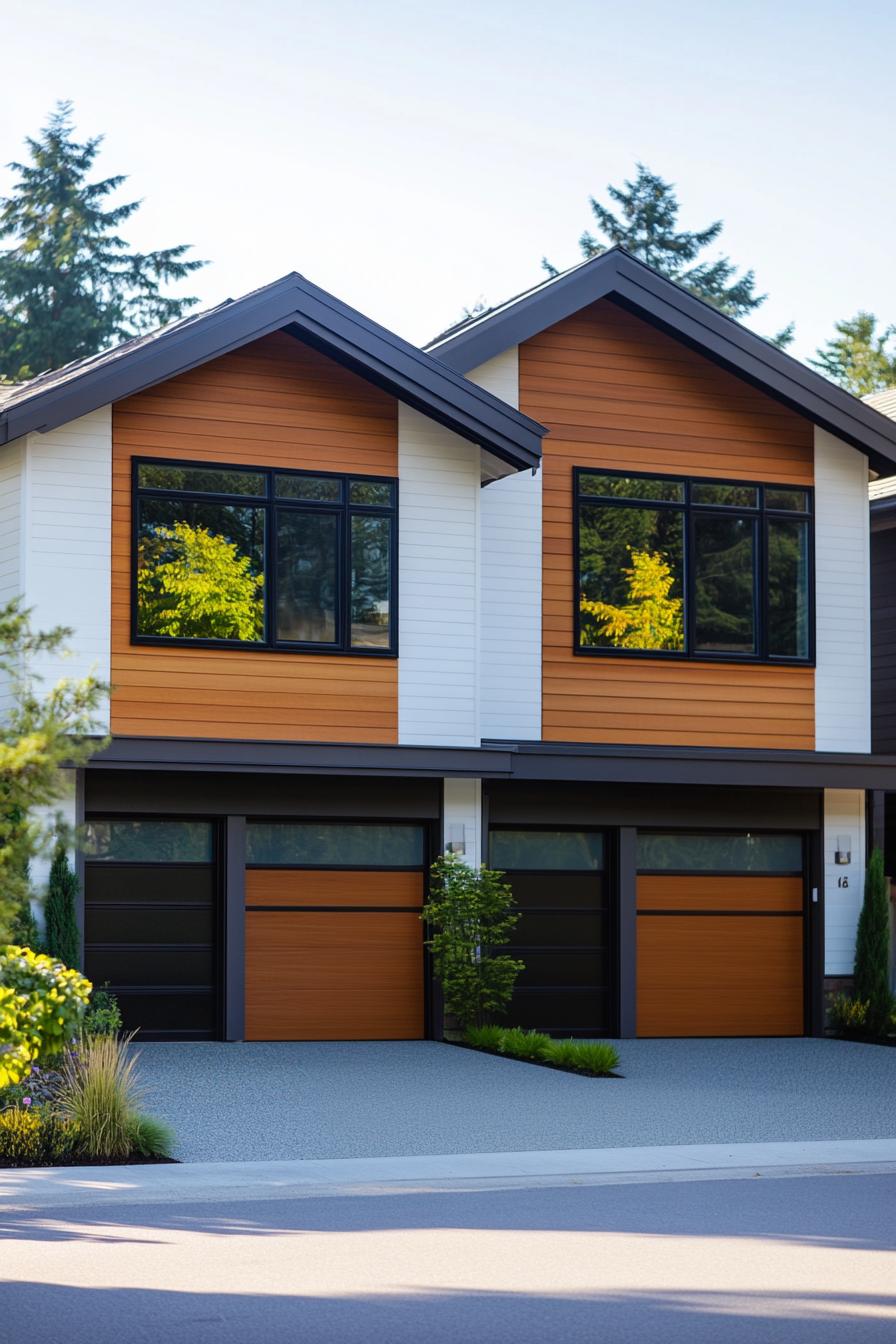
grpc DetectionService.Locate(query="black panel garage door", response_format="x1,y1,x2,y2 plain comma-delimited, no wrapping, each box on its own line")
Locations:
84,818,218,1039
489,828,613,1037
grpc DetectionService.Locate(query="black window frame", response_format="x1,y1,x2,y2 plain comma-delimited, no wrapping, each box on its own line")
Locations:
573,466,815,665
131,456,399,657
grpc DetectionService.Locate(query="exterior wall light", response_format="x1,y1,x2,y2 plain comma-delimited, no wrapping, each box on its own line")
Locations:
445,823,467,855
835,835,852,866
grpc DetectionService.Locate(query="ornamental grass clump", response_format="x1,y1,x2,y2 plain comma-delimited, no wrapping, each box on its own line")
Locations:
57,1031,142,1161
497,1027,552,1062
540,1038,620,1076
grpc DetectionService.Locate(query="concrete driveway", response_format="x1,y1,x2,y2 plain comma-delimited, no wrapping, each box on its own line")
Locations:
135,1038,896,1163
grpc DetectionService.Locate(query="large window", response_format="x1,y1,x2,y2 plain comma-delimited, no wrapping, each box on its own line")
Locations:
134,460,397,655
575,470,812,663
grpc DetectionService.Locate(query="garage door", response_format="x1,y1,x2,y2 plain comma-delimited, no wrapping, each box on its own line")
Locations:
489,828,613,1037
636,831,805,1037
244,822,427,1040
84,818,218,1039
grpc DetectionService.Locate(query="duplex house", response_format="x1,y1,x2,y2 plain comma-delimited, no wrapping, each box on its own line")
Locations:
2,247,895,1043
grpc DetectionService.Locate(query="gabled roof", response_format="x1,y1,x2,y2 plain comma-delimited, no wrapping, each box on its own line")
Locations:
428,247,896,475
0,273,545,474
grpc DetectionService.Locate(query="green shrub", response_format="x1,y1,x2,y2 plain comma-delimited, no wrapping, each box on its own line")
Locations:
828,992,870,1034
57,1031,141,1160
0,946,91,1087
498,1027,552,1061
83,985,123,1037
464,1025,505,1052
422,853,525,1031
0,1108,79,1166
854,848,894,1037
44,842,80,971
541,1038,620,1075
127,1113,174,1159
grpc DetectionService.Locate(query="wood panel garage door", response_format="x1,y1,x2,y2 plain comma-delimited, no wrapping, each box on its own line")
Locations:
636,832,806,1037
244,823,426,1041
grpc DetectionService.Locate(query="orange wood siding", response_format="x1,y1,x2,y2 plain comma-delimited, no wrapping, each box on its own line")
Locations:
110,332,398,742
245,869,423,908
637,874,804,913
519,300,816,749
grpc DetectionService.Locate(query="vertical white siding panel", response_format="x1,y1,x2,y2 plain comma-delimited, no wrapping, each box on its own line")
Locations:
0,438,24,713
814,427,870,752
25,408,112,731
398,406,480,745
442,777,482,867
468,348,542,742
823,788,865,976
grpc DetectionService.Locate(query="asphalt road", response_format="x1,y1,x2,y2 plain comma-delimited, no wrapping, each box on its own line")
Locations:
3,1169,895,1343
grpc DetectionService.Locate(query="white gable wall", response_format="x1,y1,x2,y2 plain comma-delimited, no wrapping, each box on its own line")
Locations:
467,347,542,742
23,408,113,731
0,438,24,714
814,427,871,752
397,405,480,746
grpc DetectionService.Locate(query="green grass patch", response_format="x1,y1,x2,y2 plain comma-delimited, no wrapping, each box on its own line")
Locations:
463,1026,619,1076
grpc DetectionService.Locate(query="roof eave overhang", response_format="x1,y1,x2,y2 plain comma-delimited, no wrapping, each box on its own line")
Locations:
432,250,896,474
0,276,544,473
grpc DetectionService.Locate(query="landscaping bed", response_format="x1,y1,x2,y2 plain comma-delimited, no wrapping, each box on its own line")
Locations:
460,1026,622,1077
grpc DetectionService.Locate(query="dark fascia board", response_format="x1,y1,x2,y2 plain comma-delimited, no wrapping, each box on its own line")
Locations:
0,273,545,473
430,248,896,475
87,734,896,791
88,736,518,779
497,739,896,791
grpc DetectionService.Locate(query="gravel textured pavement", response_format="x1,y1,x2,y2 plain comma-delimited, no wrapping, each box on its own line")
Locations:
135,1037,896,1163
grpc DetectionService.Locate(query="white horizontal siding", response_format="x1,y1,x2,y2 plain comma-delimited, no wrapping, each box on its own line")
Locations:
442,777,482,866
814,427,870,752
0,438,24,714
398,406,480,746
823,788,865,976
468,348,542,742
25,408,112,731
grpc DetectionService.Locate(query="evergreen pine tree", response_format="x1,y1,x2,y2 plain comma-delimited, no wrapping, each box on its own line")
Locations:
0,101,206,381
853,847,893,1036
543,163,794,347
9,858,40,950
44,840,81,970
809,313,896,396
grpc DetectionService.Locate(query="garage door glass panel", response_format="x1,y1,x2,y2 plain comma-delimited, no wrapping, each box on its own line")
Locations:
85,866,214,903
490,831,604,870
513,910,607,947
511,989,612,1033
638,832,803,872
85,820,213,863
247,823,424,867
504,872,605,909
515,949,607,985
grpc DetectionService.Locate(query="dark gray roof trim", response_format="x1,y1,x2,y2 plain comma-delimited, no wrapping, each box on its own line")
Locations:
0,273,545,471
429,247,896,474
88,734,896,790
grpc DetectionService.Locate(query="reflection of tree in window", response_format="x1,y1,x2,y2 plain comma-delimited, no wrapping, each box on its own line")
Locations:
137,503,265,640
276,512,338,643
351,515,391,648
579,504,684,651
693,515,755,653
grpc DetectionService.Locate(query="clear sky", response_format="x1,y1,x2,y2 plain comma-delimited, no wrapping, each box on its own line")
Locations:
2,0,895,362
